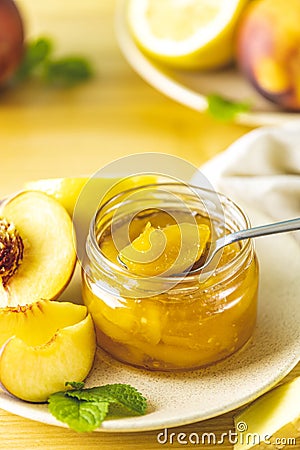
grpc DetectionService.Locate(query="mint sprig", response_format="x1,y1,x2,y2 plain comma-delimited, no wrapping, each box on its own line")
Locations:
11,36,93,88
48,382,147,432
207,93,251,121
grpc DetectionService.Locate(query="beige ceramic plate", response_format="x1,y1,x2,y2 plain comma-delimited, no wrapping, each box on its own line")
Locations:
0,229,299,432
115,0,300,128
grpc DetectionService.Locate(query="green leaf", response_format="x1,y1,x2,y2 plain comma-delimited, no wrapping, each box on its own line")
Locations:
66,383,147,416
48,383,147,432
13,37,52,83
207,93,251,121
65,381,85,390
43,56,93,87
48,392,109,433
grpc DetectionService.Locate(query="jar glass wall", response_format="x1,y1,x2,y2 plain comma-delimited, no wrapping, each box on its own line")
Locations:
82,183,259,371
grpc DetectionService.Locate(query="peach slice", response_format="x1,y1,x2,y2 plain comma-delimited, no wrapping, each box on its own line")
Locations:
0,191,77,307
0,314,96,403
119,222,210,276
0,299,88,347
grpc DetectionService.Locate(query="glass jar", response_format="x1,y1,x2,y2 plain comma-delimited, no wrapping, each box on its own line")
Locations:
82,183,259,371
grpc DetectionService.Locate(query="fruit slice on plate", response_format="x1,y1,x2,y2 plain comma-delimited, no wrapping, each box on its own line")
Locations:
126,0,249,69
0,299,88,347
0,314,96,403
0,191,76,307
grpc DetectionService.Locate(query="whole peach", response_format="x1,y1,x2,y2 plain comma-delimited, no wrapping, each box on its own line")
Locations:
0,0,24,84
236,0,300,111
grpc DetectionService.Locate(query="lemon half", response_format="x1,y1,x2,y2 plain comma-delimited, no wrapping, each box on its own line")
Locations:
127,0,249,69
24,175,158,216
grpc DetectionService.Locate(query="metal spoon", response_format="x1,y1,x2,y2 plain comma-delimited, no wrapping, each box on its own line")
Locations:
190,217,300,273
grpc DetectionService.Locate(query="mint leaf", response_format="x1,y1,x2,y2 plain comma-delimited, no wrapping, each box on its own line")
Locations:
67,384,147,416
43,57,93,87
65,381,85,390
207,93,251,121
48,383,147,432
48,392,109,433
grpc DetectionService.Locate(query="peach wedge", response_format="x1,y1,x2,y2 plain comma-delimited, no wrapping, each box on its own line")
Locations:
119,222,210,276
0,299,88,347
0,191,77,307
0,314,96,403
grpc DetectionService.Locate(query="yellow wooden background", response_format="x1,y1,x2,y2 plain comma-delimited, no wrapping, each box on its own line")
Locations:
0,1,299,448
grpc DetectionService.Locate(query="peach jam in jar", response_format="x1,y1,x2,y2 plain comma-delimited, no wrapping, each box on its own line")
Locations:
82,183,259,371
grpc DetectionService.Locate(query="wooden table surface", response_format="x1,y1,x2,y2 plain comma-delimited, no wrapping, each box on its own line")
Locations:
0,1,299,449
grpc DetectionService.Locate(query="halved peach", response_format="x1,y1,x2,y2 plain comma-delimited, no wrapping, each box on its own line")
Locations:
0,191,76,307
0,314,96,403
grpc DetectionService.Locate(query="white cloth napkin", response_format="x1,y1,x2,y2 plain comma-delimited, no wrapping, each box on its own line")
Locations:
198,123,300,245
195,123,300,374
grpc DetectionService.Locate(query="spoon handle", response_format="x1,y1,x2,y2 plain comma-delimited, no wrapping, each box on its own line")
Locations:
225,217,300,246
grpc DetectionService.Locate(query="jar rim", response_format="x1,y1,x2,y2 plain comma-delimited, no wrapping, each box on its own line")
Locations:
87,182,252,284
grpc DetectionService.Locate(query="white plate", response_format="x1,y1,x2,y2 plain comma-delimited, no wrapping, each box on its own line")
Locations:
115,0,300,127
0,229,299,432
